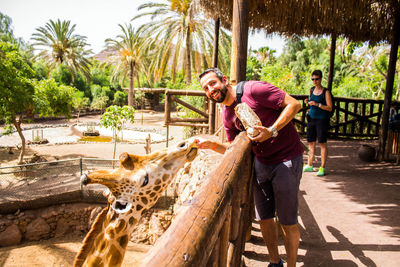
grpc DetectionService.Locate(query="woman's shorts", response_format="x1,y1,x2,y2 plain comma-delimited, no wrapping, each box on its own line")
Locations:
307,118,329,143
253,155,303,226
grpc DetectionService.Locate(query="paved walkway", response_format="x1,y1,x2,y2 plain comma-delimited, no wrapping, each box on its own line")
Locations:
243,139,400,266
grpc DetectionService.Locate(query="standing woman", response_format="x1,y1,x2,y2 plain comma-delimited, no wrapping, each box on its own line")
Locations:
303,70,333,176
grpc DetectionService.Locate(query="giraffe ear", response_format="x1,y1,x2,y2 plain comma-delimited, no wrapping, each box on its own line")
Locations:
119,152,137,170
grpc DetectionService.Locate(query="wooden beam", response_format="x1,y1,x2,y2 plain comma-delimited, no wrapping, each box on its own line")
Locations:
209,17,220,134
212,17,220,68
170,95,209,118
229,0,249,85
378,12,400,160
327,33,336,91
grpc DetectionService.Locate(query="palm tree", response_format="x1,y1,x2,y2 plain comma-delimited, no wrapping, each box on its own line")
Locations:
105,24,149,107
31,19,92,79
133,0,231,85
253,46,277,64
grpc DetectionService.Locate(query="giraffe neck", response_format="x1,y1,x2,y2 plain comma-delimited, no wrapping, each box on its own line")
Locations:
79,207,141,267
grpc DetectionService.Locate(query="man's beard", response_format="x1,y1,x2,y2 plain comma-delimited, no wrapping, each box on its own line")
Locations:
213,84,228,103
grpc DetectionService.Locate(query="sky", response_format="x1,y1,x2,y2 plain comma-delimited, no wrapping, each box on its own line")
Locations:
0,0,285,55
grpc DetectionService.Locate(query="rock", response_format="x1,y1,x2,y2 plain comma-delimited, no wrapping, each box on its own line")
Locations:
25,218,50,241
148,214,165,244
0,224,22,247
55,219,70,237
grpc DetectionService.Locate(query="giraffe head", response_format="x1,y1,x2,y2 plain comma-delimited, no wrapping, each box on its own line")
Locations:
80,137,198,214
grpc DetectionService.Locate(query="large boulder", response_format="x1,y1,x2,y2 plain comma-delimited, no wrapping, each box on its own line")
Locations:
0,224,22,246
25,218,50,241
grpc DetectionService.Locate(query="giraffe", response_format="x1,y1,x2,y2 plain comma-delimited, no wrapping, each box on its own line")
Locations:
73,138,198,267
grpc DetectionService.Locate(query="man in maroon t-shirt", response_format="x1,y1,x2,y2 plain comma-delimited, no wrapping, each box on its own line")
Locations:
197,68,303,267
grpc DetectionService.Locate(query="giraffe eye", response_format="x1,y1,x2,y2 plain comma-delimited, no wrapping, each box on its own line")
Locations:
141,173,149,187
178,141,186,148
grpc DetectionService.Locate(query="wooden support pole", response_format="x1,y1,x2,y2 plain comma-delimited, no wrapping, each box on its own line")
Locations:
209,17,220,135
230,0,249,85
378,12,400,160
212,17,220,68
209,98,216,134
164,92,171,125
327,33,336,91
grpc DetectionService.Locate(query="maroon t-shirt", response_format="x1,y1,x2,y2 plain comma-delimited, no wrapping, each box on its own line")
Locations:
223,81,303,165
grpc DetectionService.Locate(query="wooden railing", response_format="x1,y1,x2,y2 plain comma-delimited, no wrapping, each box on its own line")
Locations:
292,95,397,139
135,88,398,139
140,132,253,267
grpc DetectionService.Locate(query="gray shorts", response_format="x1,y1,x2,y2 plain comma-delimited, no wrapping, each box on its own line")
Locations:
253,155,303,225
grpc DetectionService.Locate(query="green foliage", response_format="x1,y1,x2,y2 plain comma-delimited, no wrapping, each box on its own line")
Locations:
113,91,128,106
51,64,73,85
177,80,204,119
259,64,301,94
90,84,113,102
90,95,109,111
72,72,91,95
100,105,135,159
91,65,111,87
32,78,76,118
101,105,135,132
0,41,35,122
32,60,49,80
72,90,89,112
0,12,24,45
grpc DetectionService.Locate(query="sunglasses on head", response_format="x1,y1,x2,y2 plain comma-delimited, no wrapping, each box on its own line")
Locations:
311,78,320,81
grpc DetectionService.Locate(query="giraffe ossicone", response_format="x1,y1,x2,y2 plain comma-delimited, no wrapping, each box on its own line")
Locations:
74,137,199,267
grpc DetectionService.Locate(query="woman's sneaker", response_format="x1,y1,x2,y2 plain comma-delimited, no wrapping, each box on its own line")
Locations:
303,165,314,172
317,167,325,176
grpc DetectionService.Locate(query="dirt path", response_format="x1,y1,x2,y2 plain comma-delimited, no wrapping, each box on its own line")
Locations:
0,235,151,267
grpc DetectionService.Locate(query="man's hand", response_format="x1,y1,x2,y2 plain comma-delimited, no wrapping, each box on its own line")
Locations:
195,137,227,154
195,137,216,149
248,125,273,142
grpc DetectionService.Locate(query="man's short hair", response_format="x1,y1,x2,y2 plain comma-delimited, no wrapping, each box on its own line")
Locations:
311,70,323,78
198,67,224,81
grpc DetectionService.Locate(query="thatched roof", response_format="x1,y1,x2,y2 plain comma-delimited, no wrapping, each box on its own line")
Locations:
196,0,400,43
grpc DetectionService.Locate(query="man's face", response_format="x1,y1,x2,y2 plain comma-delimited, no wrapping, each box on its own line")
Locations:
199,71,228,103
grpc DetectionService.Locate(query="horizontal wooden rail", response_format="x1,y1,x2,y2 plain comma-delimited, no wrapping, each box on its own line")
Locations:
141,132,253,267
136,88,399,139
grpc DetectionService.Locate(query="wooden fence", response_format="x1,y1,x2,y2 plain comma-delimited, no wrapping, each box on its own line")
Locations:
154,88,398,139
292,95,394,139
140,132,253,267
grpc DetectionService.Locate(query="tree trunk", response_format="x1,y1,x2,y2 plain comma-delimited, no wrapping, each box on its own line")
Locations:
327,33,336,91
13,116,25,165
128,62,135,107
171,48,178,84
185,26,192,85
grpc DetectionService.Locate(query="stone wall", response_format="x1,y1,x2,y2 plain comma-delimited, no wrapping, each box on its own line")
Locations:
0,203,103,247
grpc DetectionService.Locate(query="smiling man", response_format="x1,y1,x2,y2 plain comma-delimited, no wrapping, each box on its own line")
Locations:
197,67,304,267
